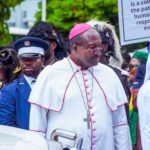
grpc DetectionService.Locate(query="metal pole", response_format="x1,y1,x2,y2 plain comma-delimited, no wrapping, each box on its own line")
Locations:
42,0,47,21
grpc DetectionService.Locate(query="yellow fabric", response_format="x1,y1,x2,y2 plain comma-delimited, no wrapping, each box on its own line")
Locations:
13,66,21,74
129,92,138,144
129,94,133,111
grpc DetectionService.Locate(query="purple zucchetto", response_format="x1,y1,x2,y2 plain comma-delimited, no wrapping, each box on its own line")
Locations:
69,23,91,40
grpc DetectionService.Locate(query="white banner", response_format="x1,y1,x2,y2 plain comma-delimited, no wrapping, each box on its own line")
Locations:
118,0,150,45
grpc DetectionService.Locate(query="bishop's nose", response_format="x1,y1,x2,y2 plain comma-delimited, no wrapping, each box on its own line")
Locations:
92,47,102,56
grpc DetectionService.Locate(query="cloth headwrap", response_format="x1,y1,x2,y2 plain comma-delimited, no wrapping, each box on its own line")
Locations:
133,64,146,89
0,49,13,66
87,19,123,68
132,51,148,64
69,23,91,40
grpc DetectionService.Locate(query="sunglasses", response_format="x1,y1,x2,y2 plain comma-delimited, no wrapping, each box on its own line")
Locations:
128,64,139,70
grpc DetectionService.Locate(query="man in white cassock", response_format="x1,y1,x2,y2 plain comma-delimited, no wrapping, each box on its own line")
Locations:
29,23,131,150
137,45,150,150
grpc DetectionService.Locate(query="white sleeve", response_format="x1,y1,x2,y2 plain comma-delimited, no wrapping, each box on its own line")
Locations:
137,81,150,150
112,105,132,150
28,66,52,108
29,103,48,138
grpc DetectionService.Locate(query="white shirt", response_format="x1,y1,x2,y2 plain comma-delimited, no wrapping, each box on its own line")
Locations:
24,75,36,89
29,57,131,150
137,54,150,150
137,80,150,150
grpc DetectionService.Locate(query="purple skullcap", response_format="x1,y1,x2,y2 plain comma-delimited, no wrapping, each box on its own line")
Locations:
69,23,92,40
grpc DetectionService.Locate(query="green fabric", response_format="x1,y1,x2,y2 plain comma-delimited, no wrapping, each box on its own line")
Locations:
128,82,133,88
132,51,148,64
129,109,138,144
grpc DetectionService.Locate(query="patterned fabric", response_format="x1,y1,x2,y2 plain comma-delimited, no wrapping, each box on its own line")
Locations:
129,92,138,144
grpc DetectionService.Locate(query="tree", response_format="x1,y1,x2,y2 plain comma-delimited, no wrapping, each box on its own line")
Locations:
36,0,118,35
36,0,146,52
0,0,23,47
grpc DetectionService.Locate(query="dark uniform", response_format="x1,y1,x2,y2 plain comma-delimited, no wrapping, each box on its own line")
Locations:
0,37,49,129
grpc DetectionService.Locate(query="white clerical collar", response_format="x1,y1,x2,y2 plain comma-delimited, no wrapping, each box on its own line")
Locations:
68,57,93,71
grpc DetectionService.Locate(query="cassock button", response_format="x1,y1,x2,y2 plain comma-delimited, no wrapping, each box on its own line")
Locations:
92,128,96,131
89,106,93,109
86,89,91,93
84,79,88,82
87,95,91,101
87,92,90,95
88,101,91,103
85,85,89,89
88,99,91,102
91,113,95,116
82,72,87,75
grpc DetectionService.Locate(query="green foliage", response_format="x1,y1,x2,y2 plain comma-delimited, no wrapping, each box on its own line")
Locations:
0,0,24,47
36,0,118,35
36,0,144,51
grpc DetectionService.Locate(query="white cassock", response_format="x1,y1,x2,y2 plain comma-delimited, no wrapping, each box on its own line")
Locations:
137,81,150,150
137,55,150,150
29,57,131,150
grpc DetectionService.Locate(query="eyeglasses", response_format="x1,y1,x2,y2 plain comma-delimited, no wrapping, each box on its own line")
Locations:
76,43,103,51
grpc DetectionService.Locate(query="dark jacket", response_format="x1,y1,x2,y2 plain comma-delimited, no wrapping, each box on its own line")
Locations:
0,75,31,129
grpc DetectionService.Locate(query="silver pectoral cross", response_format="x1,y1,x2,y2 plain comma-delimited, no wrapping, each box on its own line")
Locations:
83,113,91,129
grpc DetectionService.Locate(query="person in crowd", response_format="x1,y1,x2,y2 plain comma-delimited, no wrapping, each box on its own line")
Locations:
132,64,146,112
128,51,148,87
87,20,123,68
128,51,148,149
0,37,49,129
137,42,150,149
29,23,131,149
27,21,68,66
0,47,21,89
121,52,131,71
131,64,146,150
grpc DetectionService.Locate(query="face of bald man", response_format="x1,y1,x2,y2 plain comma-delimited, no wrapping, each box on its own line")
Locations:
70,28,102,69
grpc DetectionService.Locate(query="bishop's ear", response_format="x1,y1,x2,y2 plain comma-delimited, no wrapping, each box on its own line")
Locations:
72,43,78,51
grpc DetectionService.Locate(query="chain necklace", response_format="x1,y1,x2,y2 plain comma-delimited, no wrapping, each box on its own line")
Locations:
67,57,94,129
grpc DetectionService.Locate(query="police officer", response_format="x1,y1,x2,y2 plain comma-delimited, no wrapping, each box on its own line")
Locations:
0,37,49,129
